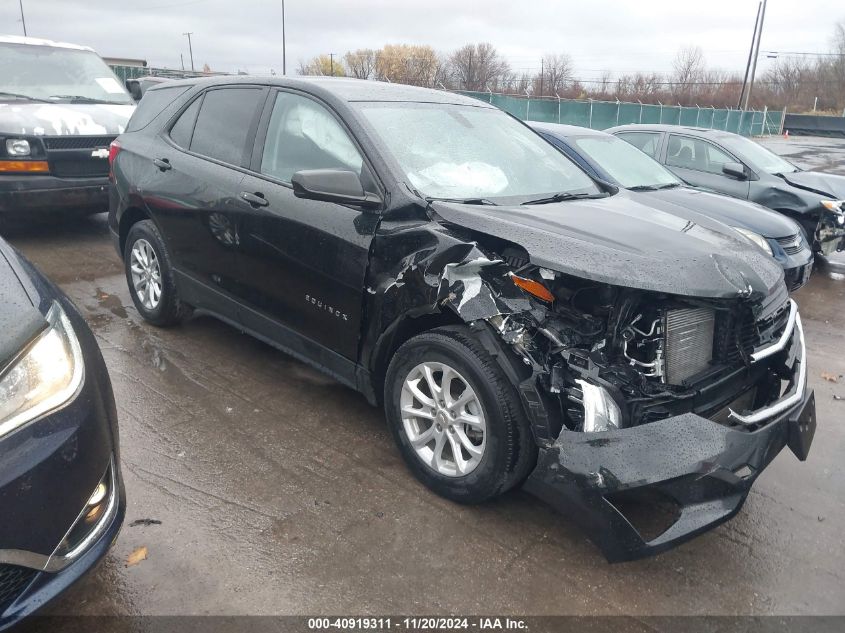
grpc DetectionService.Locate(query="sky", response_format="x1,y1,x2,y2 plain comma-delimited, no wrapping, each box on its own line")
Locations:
1,0,842,79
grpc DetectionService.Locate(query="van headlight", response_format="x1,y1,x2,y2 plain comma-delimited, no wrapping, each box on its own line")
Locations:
5,138,31,157
733,227,773,256
0,302,84,439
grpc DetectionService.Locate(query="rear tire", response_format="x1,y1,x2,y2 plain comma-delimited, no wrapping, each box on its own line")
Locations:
124,219,189,326
384,326,536,504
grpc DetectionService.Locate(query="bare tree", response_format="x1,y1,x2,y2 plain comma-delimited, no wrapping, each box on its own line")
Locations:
537,53,573,96
374,44,441,86
344,49,376,80
672,46,706,103
297,55,346,77
447,43,511,91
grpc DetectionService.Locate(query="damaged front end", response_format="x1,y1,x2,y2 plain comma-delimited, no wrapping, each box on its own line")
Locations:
434,243,815,562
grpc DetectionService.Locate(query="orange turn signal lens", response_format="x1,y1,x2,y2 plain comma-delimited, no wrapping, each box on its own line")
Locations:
0,160,49,173
511,275,555,303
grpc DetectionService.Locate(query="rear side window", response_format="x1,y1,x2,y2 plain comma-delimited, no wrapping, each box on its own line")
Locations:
190,87,264,166
125,86,190,132
616,132,661,159
169,97,202,148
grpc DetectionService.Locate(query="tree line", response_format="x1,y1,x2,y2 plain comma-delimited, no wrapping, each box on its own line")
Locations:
297,23,845,113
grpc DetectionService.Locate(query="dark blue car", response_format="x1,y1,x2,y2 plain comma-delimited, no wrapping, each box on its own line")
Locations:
531,122,815,291
0,237,124,628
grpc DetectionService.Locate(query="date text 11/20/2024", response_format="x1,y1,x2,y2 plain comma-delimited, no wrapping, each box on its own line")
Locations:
307,617,528,630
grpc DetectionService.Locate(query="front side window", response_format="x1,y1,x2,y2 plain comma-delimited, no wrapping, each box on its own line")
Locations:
357,102,599,201
666,135,735,174
0,42,133,105
573,135,679,189
190,88,264,166
260,91,363,183
719,134,798,174
616,132,661,159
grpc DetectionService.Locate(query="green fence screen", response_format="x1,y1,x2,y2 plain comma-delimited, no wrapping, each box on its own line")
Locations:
461,91,784,137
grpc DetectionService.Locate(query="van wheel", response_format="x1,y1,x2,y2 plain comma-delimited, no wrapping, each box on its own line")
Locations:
384,326,536,504
124,220,189,326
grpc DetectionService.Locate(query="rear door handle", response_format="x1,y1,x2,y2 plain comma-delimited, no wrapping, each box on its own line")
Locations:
239,191,269,207
153,158,171,172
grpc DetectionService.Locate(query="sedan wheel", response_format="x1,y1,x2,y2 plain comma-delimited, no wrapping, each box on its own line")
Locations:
400,361,487,477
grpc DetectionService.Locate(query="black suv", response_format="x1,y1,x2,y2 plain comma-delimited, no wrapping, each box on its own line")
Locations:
109,77,815,562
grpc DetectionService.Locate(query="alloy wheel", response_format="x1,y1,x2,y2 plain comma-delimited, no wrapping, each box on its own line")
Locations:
129,238,162,311
400,361,487,477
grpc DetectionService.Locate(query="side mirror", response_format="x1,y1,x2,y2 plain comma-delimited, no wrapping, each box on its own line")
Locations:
291,169,382,210
125,79,143,102
722,162,747,180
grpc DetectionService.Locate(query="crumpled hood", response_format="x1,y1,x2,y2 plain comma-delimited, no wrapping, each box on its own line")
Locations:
646,187,802,238
0,241,47,369
781,171,845,199
433,194,784,299
0,102,134,136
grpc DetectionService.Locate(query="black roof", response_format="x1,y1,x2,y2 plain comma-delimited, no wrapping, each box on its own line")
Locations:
146,75,490,107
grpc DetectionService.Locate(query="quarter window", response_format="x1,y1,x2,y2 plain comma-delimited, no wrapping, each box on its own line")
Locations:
169,96,202,148
189,87,264,166
616,132,661,159
260,91,363,183
666,135,736,174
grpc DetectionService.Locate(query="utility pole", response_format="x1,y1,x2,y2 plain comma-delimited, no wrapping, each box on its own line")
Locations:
180,53,185,71
743,0,767,111
738,1,762,109
183,32,195,72
18,0,27,36
539,58,544,97
281,0,286,75
329,52,335,76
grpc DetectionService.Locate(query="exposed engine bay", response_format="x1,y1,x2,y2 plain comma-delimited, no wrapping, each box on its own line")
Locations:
436,243,794,438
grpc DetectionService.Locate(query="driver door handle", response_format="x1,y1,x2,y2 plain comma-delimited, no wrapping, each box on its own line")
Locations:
152,158,172,172
240,191,269,207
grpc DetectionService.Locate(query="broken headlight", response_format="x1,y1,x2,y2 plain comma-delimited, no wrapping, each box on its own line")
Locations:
0,302,84,439
575,380,621,432
821,200,845,225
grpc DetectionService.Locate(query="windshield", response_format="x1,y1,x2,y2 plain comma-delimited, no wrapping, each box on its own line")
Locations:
572,135,680,189
0,42,133,105
357,102,600,201
719,134,798,174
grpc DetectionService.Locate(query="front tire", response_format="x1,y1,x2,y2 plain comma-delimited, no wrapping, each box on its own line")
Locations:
124,219,188,326
384,326,536,504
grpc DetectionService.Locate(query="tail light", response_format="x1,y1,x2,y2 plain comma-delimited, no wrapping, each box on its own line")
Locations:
108,140,121,181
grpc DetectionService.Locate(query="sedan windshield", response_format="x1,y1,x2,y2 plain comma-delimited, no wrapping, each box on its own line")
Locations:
571,135,680,189
0,42,133,105
719,134,798,174
357,102,600,201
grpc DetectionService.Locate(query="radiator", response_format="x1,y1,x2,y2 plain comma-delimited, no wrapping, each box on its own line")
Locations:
664,308,715,385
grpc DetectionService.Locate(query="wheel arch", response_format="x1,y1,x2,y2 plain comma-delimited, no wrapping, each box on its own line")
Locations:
365,309,465,406
118,206,152,256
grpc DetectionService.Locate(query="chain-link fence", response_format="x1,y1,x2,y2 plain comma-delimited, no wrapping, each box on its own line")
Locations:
109,64,229,84
460,91,785,137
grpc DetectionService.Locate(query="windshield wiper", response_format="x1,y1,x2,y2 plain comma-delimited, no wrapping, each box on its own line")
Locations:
628,185,659,192
654,182,681,190
425,196,498,206
0,91,51,103
520,192,606,205
49,95,125,104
